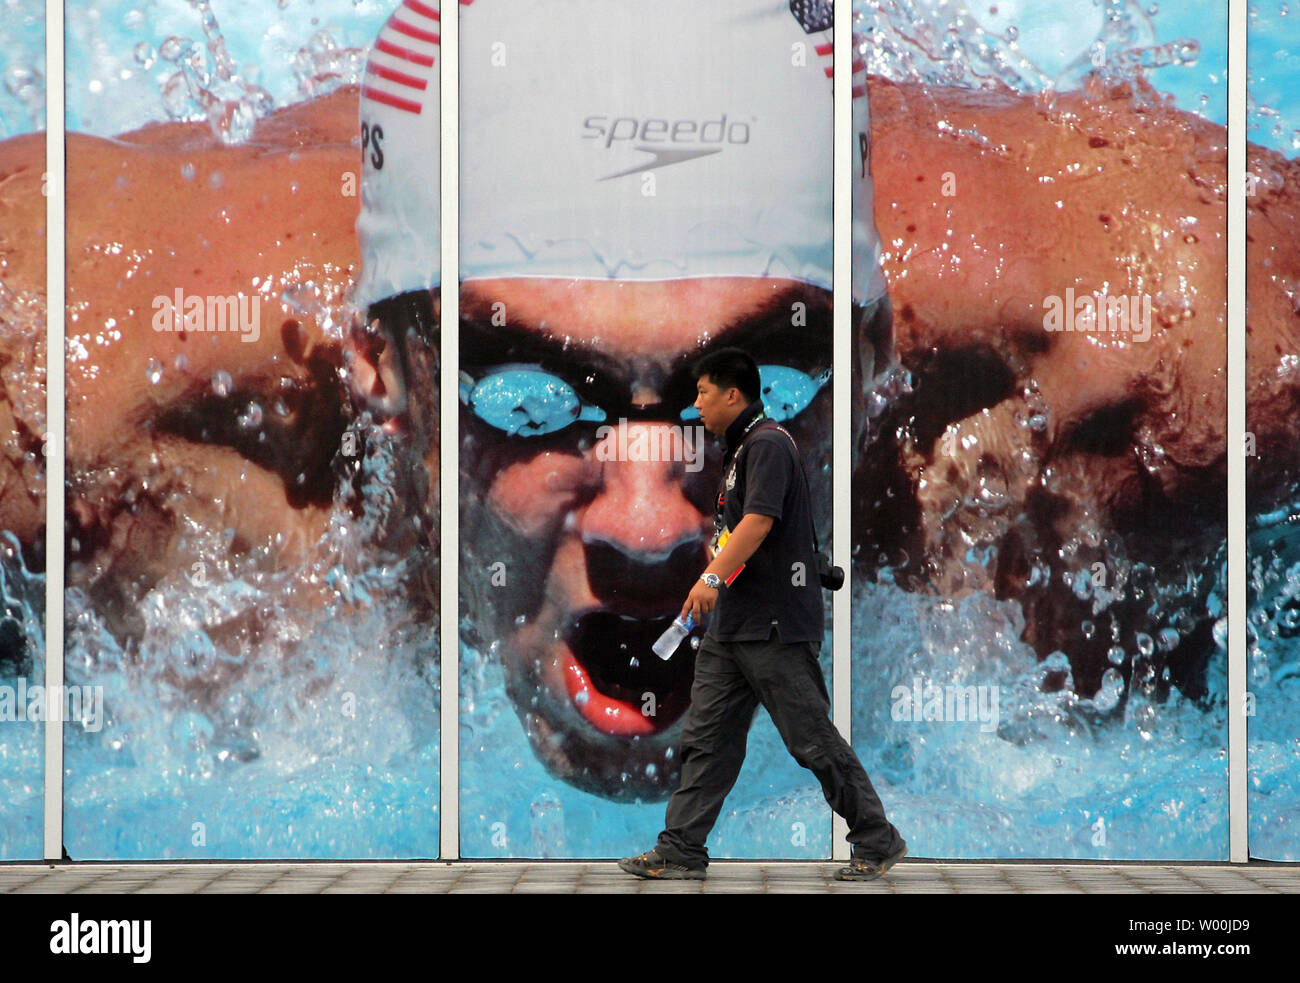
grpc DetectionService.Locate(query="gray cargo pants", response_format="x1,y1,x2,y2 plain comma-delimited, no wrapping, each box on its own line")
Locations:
655,629,904,869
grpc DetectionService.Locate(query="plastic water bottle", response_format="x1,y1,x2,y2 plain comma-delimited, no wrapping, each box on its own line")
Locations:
652,614,695,660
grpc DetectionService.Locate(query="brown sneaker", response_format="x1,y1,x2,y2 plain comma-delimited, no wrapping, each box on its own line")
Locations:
618,848,707,880
835,843,907,881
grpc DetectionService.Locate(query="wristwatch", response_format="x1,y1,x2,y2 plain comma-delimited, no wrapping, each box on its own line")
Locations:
699,573,723,590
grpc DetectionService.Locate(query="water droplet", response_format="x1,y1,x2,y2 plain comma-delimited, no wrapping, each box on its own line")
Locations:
133,42,156,70
162,72,190,117
145,358,163,385
180,162,196,180
159,36,189,63
1093,668,1125,712
211,370,233,397
1081,620,1095,639
173,352,189,372
1107,645,1127,666
236,402,263,430
1136,632,1155,658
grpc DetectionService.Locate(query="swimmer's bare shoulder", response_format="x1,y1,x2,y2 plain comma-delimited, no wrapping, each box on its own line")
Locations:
0,86,365,567
0,131,48,550
1244,140,1300,494
868,75,1300,508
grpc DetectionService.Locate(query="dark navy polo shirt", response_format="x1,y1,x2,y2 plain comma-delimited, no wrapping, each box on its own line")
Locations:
709,400,824,644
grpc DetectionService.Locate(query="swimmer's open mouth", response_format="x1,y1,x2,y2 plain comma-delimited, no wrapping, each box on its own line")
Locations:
563,611,697,737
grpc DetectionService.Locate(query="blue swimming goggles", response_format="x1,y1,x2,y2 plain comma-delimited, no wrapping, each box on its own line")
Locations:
460,363,831,438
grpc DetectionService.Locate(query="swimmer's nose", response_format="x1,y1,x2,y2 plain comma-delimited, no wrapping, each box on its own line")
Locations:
580,422,710,602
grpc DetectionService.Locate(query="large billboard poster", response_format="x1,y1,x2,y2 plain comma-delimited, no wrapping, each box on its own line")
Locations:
0,0,47,862
851,0,1235,859
0,0,1293,865
58,0,440,860
455,0,846,859
1246,3,1300,863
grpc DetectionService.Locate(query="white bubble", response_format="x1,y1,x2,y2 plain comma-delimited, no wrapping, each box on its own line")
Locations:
133,41,156,70
237,402,264,430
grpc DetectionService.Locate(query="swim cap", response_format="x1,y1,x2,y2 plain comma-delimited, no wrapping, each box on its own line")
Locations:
356,0,443,310
355,0,888,309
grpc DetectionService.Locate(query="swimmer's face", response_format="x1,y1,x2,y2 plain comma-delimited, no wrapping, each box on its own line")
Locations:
455,277,839,800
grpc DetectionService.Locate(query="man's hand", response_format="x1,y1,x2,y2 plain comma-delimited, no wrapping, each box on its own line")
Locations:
682,579,719,624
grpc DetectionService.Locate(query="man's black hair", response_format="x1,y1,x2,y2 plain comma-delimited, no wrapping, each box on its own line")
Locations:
693,347,761,405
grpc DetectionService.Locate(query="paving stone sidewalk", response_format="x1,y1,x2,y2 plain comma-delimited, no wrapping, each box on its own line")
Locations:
1,861,1296,894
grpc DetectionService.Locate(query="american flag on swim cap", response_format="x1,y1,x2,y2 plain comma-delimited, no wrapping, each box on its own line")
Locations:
789,0,868,99
789,0,834,33
355,0,453,308
362,0,441,116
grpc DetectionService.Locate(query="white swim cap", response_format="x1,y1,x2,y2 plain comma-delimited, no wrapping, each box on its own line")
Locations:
356,0,443,310
355,0,888,309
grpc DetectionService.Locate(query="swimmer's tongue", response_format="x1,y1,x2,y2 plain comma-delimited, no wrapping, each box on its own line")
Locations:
565,612,695,707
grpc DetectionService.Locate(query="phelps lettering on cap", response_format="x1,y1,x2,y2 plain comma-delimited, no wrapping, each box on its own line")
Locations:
355,0,887,309
355,0,445,310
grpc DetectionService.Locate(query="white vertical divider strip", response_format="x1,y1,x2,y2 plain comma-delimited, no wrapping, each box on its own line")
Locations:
43,0,66,863
1228,0,1247,864
439,0,460,861
830,0,852,862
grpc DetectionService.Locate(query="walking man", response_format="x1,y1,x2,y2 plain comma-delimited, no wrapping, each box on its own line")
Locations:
620,347,908,881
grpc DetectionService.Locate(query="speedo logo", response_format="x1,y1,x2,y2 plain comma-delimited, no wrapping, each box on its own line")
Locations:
582,113,753,181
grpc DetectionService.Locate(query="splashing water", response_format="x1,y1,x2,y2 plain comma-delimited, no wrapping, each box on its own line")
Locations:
60,414,441,859
56,0,386,137
0,0,45,137
851,564,1232,859
1245,509,1300,860
1249,2,1300,155
0,533,46,861
857,0,1207,110
0,265,47,860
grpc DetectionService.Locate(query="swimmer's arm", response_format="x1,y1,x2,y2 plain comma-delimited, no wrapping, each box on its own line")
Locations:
0,131,49,548
682,513,774,622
